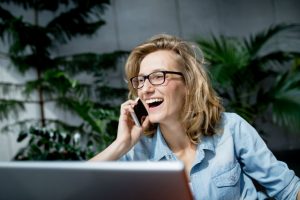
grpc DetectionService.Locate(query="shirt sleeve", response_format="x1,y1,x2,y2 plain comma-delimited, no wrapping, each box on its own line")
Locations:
232,114,300,199
118,137,152,161
118,149,134,161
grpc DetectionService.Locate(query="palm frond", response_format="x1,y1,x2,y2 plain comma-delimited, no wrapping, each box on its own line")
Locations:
197,24,300,132
0,0,108,12
197,36,249,86
272,95,300,131
1,118,84,135
0,119,35,134
46,3,108,43
54,51,128,75
0,0,58,11
0,6,14,24
10,53,53,73
0,99,25,120
0,82,25,96
3,19,52,56
267,70,300,131
244,23,300,58
272,70,300,94
23,69,92,99
254,51,294,72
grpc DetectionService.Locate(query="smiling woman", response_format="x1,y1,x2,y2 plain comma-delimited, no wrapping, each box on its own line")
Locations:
90,34,300,200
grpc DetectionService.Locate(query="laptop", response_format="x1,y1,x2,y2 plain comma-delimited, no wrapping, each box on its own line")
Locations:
0,161,193,200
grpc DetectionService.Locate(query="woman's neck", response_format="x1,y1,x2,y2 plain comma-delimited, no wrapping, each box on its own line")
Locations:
159,122,197,180
159,122,192,153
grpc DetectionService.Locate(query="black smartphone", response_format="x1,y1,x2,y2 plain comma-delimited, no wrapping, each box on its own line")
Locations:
130,99,148,127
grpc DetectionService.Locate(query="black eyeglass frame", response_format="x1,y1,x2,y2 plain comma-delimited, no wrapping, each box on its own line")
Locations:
130,70,184,89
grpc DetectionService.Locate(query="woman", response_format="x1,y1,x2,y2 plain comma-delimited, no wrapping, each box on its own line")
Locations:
91,34,300,199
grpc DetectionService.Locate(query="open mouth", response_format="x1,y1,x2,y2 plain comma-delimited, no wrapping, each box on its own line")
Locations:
145,98,163,108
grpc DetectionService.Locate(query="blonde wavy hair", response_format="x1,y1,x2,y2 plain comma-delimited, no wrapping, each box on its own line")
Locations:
125,34,224,143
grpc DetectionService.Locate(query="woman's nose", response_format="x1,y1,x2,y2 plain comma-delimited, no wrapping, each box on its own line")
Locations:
141,79,155,93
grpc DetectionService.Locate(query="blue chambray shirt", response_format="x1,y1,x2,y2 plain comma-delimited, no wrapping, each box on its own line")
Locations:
120,112,300,199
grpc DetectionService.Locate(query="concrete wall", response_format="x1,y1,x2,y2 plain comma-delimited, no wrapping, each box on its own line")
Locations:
1,0,300,160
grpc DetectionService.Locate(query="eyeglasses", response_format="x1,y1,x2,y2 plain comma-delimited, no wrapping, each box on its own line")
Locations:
130,71,183,89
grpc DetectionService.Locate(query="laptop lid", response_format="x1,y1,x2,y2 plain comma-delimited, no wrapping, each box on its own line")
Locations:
0,161,193,200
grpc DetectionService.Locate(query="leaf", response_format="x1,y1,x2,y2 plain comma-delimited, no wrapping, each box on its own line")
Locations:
272,96,300,131
196,23,300,132
54,51,128,75
17,131,28,142
0,99,25,121
244,23,300,57
46,2,109,43
197,36,249,86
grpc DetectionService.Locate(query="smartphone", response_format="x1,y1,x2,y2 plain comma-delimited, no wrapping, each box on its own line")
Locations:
130,99,148,127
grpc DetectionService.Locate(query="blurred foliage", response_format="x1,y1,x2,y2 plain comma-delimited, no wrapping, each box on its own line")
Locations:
0,0,128,160
15,127,91,160
15,106,119,160
197,23,300,133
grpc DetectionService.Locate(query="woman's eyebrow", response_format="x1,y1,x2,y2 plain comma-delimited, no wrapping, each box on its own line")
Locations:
138,68,167,75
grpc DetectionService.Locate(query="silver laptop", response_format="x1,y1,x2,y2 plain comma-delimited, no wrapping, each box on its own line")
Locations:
0,161,193,200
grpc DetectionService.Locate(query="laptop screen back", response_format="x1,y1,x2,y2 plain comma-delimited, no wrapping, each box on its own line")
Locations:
0,161,193,200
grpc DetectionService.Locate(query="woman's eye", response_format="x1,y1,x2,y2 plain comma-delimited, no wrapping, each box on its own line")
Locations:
153,74,164,80
138,78,144,83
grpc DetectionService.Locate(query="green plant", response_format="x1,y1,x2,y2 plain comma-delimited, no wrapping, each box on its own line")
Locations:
0,0,128,160
197,23,300,132
15,127,90,160
14,106,119,160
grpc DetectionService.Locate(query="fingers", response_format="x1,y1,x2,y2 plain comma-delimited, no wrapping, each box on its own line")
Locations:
120,99,143,127
120,99,137,116
141,116,150,130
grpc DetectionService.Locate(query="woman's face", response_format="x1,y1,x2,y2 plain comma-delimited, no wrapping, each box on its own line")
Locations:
137,50,186,125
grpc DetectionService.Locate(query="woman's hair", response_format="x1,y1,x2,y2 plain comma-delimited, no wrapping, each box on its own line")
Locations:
125,34,224,143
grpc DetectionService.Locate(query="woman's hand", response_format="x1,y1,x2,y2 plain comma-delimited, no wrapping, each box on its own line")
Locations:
115,99,150,152
89,99,149,161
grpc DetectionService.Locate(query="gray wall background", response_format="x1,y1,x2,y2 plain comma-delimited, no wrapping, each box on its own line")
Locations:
1,0,300,160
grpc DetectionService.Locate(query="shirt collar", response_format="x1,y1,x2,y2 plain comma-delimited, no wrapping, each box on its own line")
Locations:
150,126,174,161
198,135,216,153
150,126,216,161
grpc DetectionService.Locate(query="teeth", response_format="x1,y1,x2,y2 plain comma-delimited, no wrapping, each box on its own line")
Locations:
145,98,163,104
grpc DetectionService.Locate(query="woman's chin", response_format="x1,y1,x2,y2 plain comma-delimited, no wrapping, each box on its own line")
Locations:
148,116,161,124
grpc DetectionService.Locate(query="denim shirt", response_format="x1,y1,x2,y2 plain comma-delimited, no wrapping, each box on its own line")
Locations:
120,112,300,200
